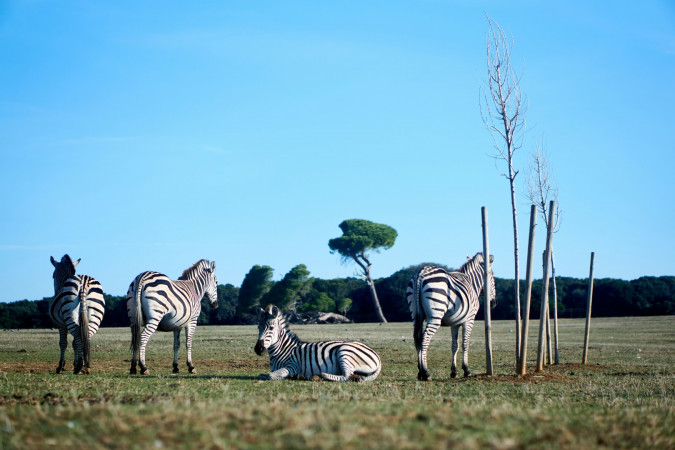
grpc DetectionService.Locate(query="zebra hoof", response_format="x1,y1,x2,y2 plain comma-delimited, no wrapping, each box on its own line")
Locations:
464,370,471,377
451,371,457,379
140,366,148,375
417,370,431,381
173,365,179,374
55,366,64,374
188,366,196,374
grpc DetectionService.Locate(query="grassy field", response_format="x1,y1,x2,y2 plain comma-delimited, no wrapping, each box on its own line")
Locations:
0,316,673,449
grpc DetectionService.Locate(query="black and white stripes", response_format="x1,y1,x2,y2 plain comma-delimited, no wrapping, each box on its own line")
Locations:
49,255,105,374
406,252,496,381
254,304,381,382
126,259,218,375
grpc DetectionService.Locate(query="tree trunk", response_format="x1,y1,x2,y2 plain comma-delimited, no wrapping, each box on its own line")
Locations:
551,247,560,364
353,254,387,323
365,272,387,323
509,166,521,361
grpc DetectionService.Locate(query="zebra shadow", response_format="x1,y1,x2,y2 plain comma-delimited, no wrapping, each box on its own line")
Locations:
171,374,257,380
119,374,258,380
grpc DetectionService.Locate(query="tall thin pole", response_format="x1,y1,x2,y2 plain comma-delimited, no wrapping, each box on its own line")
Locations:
517,204,537,376
481,206,494,376
536,201,556,372
582,252,596,365
551,247,560,364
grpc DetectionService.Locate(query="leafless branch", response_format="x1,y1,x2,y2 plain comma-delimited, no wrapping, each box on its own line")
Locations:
526,140,562,232
480,12,527,181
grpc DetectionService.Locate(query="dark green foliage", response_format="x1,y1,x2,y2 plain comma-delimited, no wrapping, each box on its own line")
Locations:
0,299,51,329
328,219,398,259
3,274,673,328
100,294,129,327
261,264,312,310
298,292,335,313
237,265,274,322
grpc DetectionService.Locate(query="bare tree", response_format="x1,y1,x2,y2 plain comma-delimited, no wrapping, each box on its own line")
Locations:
526,142,562,364
480,13,527,362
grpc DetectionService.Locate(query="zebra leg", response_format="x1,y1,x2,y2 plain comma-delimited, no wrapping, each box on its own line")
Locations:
56,328,68,374
462,323,472,377
258,367,292,380
72,333,84,374
185,321,197,374
450,325,460,378
413,315,424,357
173,329,181,374
139,320,160,375
320,359,356,382
418,321,440,381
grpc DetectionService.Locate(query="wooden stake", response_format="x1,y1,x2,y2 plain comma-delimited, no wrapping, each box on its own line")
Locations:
481,206,494,376
582,252,596,364
536,201,556,372
517,204,537,376
551,247,560,364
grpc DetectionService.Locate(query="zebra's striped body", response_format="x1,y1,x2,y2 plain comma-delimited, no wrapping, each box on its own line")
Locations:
49,255,105,374
127,259,218,375
255,304,381,382
406,252,496,381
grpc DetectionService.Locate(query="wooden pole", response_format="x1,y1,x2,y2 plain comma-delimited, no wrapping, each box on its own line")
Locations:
582,252,596,364
546,296,552,365
551,247,560,364
536,201,556,372
517,204,537,376
481,206,494,376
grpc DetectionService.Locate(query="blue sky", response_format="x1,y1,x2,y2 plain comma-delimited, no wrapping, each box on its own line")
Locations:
1,1,674,301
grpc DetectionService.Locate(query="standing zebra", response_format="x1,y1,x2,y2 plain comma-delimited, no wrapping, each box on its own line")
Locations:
254,304,381,382
406,252,496,381
49,254,105,374
127,259,218,375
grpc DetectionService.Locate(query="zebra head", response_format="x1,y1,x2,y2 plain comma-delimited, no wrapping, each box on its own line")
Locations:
486,254,497,309
203,260,219,309
254,304,283,356
50,254,80,294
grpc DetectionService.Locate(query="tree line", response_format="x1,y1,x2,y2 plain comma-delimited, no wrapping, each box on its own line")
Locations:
1,264,673,329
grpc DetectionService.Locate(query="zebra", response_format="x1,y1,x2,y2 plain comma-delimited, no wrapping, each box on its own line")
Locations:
406,252,496,381
49,254,105,374
254,304,381,382
127,259,218,375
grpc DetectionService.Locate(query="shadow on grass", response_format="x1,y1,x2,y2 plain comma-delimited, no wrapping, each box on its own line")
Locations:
120,374,258,380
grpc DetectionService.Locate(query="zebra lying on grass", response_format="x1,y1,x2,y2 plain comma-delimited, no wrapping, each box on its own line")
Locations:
406,252,496,381
254,304,381,382
49,254,105,374
127,259,218,375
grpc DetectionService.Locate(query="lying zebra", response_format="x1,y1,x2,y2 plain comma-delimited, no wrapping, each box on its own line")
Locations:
254,304,381,382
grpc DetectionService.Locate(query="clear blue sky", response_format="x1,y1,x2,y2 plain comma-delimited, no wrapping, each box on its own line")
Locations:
1,1,674,301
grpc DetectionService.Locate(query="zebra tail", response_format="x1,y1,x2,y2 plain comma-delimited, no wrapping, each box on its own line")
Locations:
130,277,144,354
412,270,424,322
79,279,91,370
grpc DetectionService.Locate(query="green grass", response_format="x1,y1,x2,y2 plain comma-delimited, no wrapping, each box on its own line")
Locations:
0,317,673,449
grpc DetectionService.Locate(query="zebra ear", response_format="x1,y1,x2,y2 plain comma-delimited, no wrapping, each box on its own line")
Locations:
489,255,494,264
211,261,216,271
50,256,57,267
271,305,279,317
72,258,81,268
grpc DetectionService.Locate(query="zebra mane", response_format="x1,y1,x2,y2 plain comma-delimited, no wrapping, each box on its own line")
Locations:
179,259,209,280
61,254,74,268
457,252,484,274
264,304,300,342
